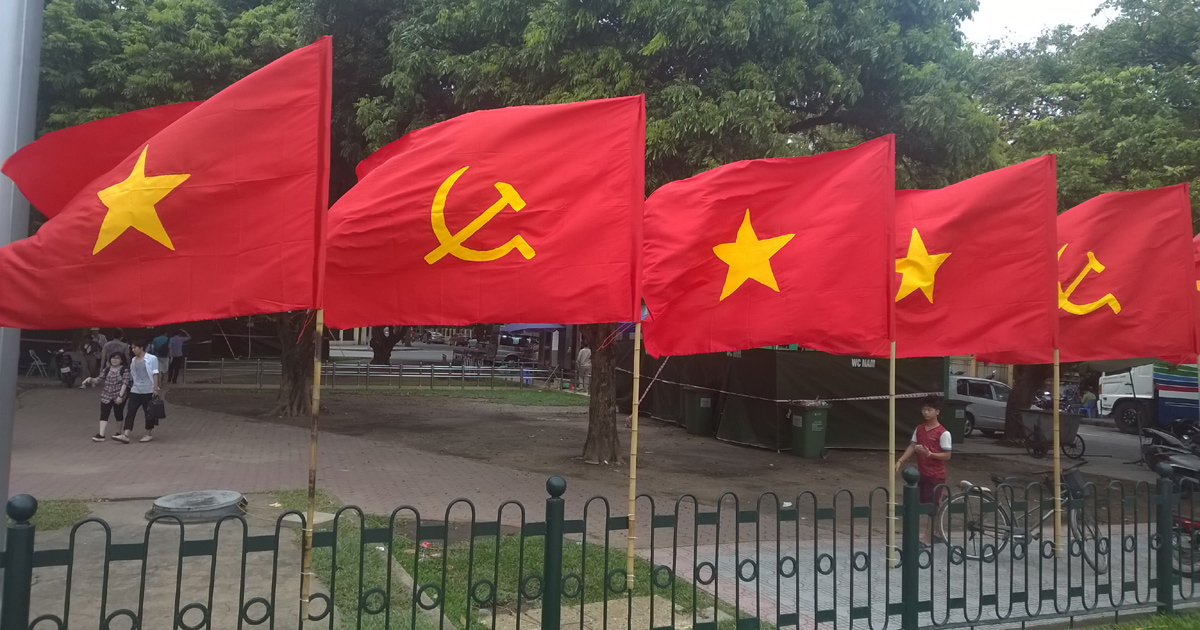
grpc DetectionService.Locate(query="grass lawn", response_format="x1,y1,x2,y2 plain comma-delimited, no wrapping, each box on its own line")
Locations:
7,499,91,531
271,493,737,630
1092,614,1200,630
337,387,589,407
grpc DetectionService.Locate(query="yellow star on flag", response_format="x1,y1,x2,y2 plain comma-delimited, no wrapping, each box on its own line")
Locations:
93,145,190,254
713,210,795,301
895,227,951,303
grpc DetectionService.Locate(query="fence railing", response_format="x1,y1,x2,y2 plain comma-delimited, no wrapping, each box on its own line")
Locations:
175,359,565,390
1,466,1197,630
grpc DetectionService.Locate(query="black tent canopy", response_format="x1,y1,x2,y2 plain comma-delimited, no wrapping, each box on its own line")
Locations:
616,343,944,450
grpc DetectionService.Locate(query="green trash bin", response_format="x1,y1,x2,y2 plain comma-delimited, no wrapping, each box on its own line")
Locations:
939,398,970,444
682,386,715,435
790,402,831,458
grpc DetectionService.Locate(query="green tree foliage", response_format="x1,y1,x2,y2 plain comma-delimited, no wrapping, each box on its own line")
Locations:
977,0,1200,213
357,0,1001,191
39,0,303,132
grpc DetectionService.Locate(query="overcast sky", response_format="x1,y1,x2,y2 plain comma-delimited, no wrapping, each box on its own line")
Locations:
959,0,1117,46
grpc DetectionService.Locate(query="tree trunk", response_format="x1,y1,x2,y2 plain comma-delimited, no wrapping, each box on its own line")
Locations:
1001,363,1051,445
267,311,316,417
581,323,623,465
369,326,403,365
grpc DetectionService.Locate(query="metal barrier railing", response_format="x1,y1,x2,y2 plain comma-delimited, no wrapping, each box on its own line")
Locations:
176,359,565,390
2,468,1196,630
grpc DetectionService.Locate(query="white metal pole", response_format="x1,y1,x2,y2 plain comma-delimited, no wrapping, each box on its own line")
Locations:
0,0,43,538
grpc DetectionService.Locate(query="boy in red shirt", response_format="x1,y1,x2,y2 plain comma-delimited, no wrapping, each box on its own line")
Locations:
895,396,952,545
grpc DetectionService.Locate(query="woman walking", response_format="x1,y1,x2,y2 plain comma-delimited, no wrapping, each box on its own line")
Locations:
112,339,161,444
82,353,130,442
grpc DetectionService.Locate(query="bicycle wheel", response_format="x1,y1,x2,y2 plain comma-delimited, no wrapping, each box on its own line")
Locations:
937,490,1012,561
1069,508,1109,574
1062,435,1086,460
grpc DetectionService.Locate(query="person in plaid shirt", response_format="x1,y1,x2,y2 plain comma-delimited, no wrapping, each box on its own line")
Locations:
83,353,130,442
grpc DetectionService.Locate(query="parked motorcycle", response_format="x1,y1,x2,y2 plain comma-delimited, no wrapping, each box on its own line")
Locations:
53,348,79,388
1141,439,1200,491
1141,420,1200,463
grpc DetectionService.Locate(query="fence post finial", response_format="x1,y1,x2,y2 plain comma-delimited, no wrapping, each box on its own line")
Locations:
2,494,38,630
542,476,566,630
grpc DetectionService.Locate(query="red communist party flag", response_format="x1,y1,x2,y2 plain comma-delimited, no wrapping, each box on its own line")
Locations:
324,96,645,327
894,156,1058,358
0,38,332,329
984,185,1196,364
641,136,895,357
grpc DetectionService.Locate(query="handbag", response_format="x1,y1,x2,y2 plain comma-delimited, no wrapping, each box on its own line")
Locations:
148,396,166,423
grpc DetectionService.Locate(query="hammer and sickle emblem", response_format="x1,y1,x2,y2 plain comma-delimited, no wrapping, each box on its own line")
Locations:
1057,244,1122,315
424,166,536,264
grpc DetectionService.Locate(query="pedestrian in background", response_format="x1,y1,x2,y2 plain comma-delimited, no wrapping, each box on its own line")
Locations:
152,329,171,376
81,333,102,386
102,328,129,363
168,329,190,384
83,353,130,442
112,339,161,444
576,341,592,393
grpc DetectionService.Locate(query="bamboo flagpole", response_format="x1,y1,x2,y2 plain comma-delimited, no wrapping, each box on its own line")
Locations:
300,309,324,620
888,341,897,565
1053,348,1062,557
626,322,643,589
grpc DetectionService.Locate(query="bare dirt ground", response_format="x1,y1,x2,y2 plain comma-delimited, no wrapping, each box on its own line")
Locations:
169,388,1080,506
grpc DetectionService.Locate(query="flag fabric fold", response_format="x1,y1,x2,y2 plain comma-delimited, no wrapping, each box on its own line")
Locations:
324,96,646,328
641,136,896,357
894,156,1058,358
983,184,1195,365
0,38,332,329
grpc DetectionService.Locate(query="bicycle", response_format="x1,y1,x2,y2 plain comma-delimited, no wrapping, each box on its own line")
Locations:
935,460,1108,573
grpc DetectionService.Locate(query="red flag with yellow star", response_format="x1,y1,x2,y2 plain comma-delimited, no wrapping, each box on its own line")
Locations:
0,38,331,329
641,136,895,357
894,156,1058,358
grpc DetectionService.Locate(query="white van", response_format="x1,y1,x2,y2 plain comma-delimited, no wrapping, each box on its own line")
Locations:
948,375,1013,436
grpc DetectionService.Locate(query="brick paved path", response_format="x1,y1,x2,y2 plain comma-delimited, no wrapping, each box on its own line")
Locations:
9,387,621,517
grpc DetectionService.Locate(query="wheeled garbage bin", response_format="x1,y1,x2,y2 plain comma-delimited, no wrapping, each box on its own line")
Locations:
682,386,715,436
790,402,831,458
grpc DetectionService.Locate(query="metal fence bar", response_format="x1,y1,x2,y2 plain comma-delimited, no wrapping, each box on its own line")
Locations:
6,472,1200,630
1157,464,1176,614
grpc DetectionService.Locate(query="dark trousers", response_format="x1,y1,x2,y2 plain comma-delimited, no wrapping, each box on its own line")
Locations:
123,392,156,432
168,357,185,383
100,400,126,422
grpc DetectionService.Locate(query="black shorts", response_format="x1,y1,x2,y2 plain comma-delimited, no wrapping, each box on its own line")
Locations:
919,478,947,507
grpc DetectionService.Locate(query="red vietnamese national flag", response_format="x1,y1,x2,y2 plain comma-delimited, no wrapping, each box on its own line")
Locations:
641,136,895,357
324,96,645,328
895,156,1058,358
0,38,331,329
983,185,1196,365
3,102,199,220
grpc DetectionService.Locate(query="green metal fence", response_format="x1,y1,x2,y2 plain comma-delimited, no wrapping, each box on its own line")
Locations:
1,465,1197,630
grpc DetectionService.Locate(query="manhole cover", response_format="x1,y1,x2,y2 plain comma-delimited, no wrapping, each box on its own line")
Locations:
146,490,247,523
